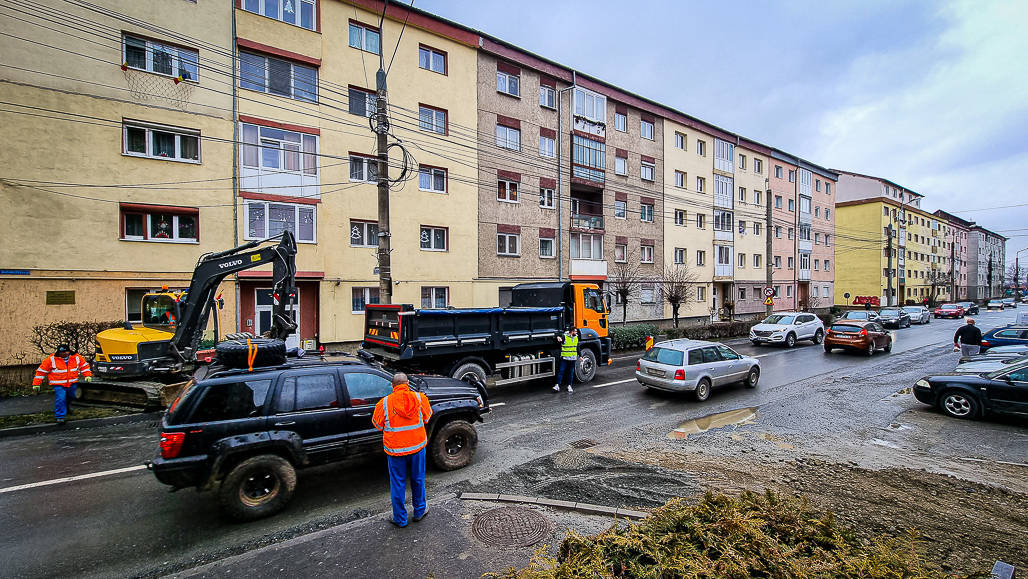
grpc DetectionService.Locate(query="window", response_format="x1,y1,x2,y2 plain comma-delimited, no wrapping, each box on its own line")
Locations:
739,187,747,203
775,165,783,178
614,200,627,219
539,85,555,108
774,196,782,208
788,169,796,182
351,287,380,312
774,256,782,268
824,260,830,271
349,21,380,53
696,140,706,156
243,0,316,29
348,87,376,117
788,228,794,240
788,199,795,212
738,220,746,234
123,35,198,81
814,259,820,270
349,155,377,183
812,286,819,298
615,243,627,262
121,207,198,243
773,286,780,297
641,244,654,263
245,202,315,243
418,166,446,193
814,232,821,245
753,254,761,268
674,209,686,226
815,206,821,218
497,233,520,256
539,237,555,258
421,287,448,308
497,70,520,96
539,135,555,158
825,208,831,220
342,372,392,407
420,226,447,251
640,119,654,140
640,203,654,222
573,87,606,123
738,253,746,268
674,132,685,150
497,179,518,202
539,188,555,209
825,182,831,195
192,379,272,422
418,45,446,74
696,213,705,229
572,135,606,182
419,105,447,134
614,112,627,132
696,177,705,192
350,220,378,247
640,283,655,304
822,285,829,298
674,247,685,264
124,122,199,162
640,162,655,181
799,253,809,270
615,155,628,175
754,222,761,236
786,286,793,298
800,196,811,213
739,287,747,300
240,51,317,102
815,179,821,192
799,225,810,241
570,233,603,259
714,210,733,232
754,190,762,205
754,159,762,173
697,286,706,301
495,124,520,151
775,226,782,238
674,170,685,188
696,250,706,266
738,154,746,170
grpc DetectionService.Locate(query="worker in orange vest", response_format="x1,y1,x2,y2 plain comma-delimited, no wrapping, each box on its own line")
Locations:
32,344,93,425
372,372,433,527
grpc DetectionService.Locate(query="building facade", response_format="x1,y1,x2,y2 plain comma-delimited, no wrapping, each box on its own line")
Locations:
967,225,1007,300
933,210,972,300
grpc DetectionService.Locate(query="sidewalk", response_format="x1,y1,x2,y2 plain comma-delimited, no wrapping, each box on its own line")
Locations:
0,392,53,417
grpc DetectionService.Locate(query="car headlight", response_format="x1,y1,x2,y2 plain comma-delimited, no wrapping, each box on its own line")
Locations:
914,379,930,389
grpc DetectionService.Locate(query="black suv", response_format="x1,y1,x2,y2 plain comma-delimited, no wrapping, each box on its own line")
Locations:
149,357,489,520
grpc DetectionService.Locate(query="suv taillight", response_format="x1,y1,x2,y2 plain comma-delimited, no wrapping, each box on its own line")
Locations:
160,432,185,459
674,369,686,380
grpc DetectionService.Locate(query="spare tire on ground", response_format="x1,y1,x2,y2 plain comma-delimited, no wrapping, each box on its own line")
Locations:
215,338,287,369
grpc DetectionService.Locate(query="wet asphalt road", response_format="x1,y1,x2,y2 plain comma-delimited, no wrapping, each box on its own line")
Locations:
1,308,1025,578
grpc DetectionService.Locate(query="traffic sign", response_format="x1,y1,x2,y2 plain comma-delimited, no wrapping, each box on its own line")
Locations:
763,296,774,306
763,287,775,297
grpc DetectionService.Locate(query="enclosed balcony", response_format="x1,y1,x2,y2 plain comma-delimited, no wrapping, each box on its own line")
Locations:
570,259,608,278
799,269,811,281
571,214,604,230
570,197,604,231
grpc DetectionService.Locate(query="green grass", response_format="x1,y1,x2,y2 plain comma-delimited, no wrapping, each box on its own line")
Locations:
0,407,132,429
489,491,973,579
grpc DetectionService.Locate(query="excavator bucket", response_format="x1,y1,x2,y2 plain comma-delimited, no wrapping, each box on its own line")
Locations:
74,379,189,410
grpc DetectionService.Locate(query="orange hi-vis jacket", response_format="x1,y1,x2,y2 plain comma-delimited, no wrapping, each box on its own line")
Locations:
372,384,433,456
33,353,92,388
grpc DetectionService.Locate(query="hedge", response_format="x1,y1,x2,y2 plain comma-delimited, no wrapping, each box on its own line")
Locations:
610,323,658,350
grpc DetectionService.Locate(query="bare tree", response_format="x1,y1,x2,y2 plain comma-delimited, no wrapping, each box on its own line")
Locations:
1006,263,1025,297
608,252,643,325
925,270,953,307
661,264,698,328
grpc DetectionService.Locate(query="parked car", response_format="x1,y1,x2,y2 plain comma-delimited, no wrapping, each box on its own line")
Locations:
986,300,1005,311
748,312,825,348
838,310,881,322
913,360,1028,419
636,340,760,401
823,321,893,356
902,306,932,325
957,301,980,315
1002,298,1016,308
959,344,1028,363
954,354,1028,374
980,325,1028,352
934,303,965,319
878,308,912,328
149,357,489,520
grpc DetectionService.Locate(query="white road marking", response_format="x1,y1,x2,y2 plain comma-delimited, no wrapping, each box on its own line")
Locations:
0,465,146,495
592,378,636,389
489,402,506,407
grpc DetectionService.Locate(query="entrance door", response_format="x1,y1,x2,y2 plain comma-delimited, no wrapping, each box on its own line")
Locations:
255,288,300,349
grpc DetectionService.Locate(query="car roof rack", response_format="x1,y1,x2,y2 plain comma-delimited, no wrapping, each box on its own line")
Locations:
207,353,368,379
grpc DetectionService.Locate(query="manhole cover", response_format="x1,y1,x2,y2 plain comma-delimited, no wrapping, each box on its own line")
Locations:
569,438,597,449
472,506,551,547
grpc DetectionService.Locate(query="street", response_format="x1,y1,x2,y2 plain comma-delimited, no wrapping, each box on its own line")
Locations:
1,309,1026,578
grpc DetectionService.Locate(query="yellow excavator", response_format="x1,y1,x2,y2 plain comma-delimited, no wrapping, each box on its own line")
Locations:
85,232,298,408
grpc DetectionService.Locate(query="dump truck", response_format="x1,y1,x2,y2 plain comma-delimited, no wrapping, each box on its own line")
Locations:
86,232,299,407
359,282,612,386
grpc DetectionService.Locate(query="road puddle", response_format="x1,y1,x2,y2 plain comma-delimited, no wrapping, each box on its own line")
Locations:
668,407,758,440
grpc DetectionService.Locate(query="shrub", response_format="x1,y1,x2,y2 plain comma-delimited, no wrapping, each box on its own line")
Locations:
610,323,658,350
29,320,124,359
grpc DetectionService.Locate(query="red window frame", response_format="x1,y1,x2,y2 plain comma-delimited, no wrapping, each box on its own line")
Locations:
119,203,200,242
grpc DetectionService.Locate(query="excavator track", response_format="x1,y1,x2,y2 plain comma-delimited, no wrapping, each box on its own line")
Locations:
74,379,190,410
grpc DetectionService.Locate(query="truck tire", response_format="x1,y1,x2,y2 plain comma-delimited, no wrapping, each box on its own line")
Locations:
429,420,478,471
574,349,597,383
450,360,488,385
216,338,286,369
218,454,297,521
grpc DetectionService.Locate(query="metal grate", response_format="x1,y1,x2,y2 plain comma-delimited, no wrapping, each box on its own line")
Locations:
472,506,551,547
569,438,598,449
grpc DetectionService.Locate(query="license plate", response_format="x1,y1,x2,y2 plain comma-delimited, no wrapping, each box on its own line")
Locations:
646,367,665,377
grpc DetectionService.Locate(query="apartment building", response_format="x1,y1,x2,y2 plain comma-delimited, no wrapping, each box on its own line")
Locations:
967,225,1007,300
934,210,973,300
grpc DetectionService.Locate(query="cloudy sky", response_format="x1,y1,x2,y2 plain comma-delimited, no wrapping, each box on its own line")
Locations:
419,0,1028,261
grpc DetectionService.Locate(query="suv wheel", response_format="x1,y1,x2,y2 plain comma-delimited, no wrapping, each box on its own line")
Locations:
575,349,598,383
429,420,478,471
812,329,824,344
218,454,296,521
939,390,979,420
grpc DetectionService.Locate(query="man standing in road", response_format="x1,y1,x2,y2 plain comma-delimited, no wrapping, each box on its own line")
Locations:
32,344,92,425
553,327,579,393
953,317,983,357
372,372,433,528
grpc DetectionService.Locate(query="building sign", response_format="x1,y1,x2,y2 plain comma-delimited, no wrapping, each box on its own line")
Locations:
45,290,76,305
852,296,880,306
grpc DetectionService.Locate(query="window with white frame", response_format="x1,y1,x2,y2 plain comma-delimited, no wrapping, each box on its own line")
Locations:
418,45,446,74
349,155,377,183
800,196,811,214
787,285,793,297
824,260,830,271
640,203,654,222
124,122,199,162
696,213,705,229
539,85,555,108
539,188,555,209
823,285,829,297
421,286,448,308
420,226,447,251
825,208,831,220
241,122,318,175
754,158,762,173
674,170,685,188
640,283,655,303
350,220,378,247
573,87,606,123
814,258,820,270
753,254,761,268
240,51,317,102
614,200,627,219
497,179,518,202
640,119,654,140
245,202,315,242
825,182,831,194
497,233,520,256
696,176,705,192
788,227,794,240
539,135,555,158
640,161,655,181
497,70,520,96
788,199,795,211
674,132,685,149
814,232,821,245
754,190,762,205
123,35,198,81
739,186,746,203
775,195,782,208
570,233,603,260
615,243,627,262
714,210,733,232
738,154,746,170
539,237,555,258
674,247,685,264
697,286,706,301
351,287,380,313
738,252,746,268
774,255,781,268
348,87,376,117
419,106,446,134
614,112,627,132
815,178,821,192
696,250,706,266
121,207,198,243
825,234,830,246
641,244,654,263
242,0,316,29
787,256,794,269
418,166,446,193
572,135,605,181
674,209,686,226
754,222,761,236
615,155,628,175
815,206,821,218
496,125,521,151
774,165,783,178
788,169,796,182
774,226,782,238
696,140,706,156
349,21,380,53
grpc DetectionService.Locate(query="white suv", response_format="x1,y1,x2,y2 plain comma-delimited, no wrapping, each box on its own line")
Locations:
749,312,825,348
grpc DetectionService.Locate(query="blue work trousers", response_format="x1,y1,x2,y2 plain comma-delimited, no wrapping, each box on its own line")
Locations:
54,383,77,420
387,448,426,526
556,358,577,387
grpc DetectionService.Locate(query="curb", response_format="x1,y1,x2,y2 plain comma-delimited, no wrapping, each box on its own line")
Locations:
0,411,160,439
460,492,648,520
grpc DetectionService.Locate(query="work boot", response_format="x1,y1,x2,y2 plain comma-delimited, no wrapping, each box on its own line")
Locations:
552,384,560,392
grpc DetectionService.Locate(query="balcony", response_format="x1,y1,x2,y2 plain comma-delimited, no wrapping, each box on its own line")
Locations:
798,239,812,252
714,263,733,278
570,259,607,278
799,268,811,281
571,213,604,230
798,211,812,224
714,229,734,242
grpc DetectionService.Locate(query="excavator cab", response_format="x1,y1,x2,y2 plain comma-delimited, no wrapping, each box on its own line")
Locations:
141,292,183,329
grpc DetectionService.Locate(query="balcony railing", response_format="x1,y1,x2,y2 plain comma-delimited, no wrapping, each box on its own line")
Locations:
714,263,733,278
714,229,734,242
570,259,607,278
571,213,604,230
798,239,812,252
799,268,811,281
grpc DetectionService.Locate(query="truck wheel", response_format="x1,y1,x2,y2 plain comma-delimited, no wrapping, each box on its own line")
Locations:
575,349,598,383
451,361,488,385
218,454,296,521
429,420,478,471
